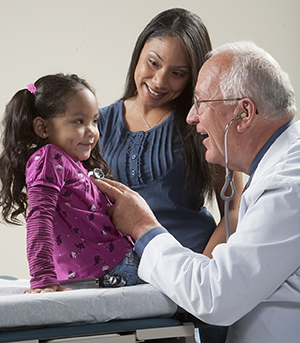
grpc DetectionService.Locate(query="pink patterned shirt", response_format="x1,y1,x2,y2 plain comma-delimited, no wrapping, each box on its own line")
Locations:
26,144,133,289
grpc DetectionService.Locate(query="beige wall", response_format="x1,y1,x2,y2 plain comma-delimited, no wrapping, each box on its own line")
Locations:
0,0,299,279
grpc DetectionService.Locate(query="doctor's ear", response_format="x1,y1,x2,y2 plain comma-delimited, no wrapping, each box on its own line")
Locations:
33,117,48,139
236,99,256,133
236,112,252,133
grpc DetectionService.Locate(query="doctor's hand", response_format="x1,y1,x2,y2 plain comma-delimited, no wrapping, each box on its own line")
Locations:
92,178,161,241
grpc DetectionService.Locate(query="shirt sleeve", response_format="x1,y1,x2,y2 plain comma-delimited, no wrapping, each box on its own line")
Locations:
134,226,168,257
26,145,66,193
26,185,60,289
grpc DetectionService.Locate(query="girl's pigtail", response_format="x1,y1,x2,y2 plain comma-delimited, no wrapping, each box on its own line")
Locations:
0,88,38,223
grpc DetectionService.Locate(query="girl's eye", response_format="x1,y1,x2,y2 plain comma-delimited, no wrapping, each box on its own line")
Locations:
74,119,83,124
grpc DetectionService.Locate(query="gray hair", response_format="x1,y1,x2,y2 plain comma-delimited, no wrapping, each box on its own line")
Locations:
207,41,297,120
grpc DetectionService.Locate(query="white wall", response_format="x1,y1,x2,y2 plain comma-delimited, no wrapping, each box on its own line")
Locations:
0,0,299,279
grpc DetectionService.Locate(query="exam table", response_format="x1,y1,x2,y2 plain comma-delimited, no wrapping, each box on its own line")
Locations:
0,277,195,343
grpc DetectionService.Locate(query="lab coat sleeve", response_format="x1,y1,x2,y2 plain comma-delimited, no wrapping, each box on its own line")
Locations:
138,174,300,326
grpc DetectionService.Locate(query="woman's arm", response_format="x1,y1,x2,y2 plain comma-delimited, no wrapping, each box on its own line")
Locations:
202,165,243,258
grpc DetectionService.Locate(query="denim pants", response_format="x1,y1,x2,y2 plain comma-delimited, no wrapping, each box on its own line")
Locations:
102,249,145,287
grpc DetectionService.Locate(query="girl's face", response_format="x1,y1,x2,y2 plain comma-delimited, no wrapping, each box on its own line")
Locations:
46,88,99,161
134,36,190,109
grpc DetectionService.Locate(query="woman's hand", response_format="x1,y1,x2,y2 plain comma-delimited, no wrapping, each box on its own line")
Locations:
24,285,70,294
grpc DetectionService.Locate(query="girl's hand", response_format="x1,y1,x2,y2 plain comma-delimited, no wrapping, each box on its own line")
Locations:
24,285,70,294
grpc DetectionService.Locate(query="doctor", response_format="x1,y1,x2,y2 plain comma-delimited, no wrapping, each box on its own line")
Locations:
94,41,300,342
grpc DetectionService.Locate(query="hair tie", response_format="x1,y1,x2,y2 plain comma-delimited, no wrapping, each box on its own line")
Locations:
27,83,37,94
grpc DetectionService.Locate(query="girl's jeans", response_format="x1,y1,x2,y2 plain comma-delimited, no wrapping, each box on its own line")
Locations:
102,249,145,287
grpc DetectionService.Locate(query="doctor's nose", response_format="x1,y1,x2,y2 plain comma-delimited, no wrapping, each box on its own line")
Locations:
186,104,200,126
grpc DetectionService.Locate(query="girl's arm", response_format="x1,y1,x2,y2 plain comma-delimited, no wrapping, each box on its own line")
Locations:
26,186,68,293
202,165,243,258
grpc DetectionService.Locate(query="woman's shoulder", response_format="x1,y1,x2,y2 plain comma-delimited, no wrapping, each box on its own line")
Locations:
99,99,124,118
98,100,126,135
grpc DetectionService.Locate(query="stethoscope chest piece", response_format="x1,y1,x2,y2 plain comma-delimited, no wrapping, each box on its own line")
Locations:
88,168,105,180
88,168,112,207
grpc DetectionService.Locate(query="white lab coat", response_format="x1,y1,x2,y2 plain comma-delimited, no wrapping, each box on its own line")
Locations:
138,120,300,343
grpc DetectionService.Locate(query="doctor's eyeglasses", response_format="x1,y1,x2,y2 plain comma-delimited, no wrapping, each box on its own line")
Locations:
193,96,244,114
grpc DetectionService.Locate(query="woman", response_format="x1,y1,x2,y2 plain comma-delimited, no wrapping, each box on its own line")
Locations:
98,8,242,257
99,9,243,342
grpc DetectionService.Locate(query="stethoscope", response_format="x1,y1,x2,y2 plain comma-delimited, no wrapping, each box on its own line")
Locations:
88,168,105,180
88,168,112,206
220,113,246,240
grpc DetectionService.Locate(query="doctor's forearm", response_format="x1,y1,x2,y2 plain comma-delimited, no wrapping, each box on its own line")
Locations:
203,208,239,258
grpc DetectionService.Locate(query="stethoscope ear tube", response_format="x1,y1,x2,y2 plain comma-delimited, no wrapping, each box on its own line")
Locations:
221,117,239,240
221,172,236,241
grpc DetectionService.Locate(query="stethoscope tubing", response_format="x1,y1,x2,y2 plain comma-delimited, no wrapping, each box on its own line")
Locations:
220,117,239,240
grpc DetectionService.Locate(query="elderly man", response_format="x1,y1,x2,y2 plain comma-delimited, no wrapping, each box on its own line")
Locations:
94,41,300,342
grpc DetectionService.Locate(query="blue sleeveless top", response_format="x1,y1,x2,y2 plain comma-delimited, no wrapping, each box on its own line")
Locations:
98,100,216,253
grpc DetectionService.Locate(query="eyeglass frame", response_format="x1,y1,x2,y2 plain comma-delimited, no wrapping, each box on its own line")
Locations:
193,96,245,114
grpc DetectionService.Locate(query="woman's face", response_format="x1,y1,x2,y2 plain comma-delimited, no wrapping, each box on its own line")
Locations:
134,36,190,109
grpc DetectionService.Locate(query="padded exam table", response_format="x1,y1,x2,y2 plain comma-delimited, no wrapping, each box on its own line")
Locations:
0,277,195,343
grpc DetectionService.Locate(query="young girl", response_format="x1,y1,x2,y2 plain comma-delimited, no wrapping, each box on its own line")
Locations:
0,73,141,293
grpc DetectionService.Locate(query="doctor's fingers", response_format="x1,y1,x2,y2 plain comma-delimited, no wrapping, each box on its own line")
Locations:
92,178,129,202
108,192,161,240
102,178,136,194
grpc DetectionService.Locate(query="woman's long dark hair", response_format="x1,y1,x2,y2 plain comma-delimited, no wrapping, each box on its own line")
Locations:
0,73,112,224
122,8,219,204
